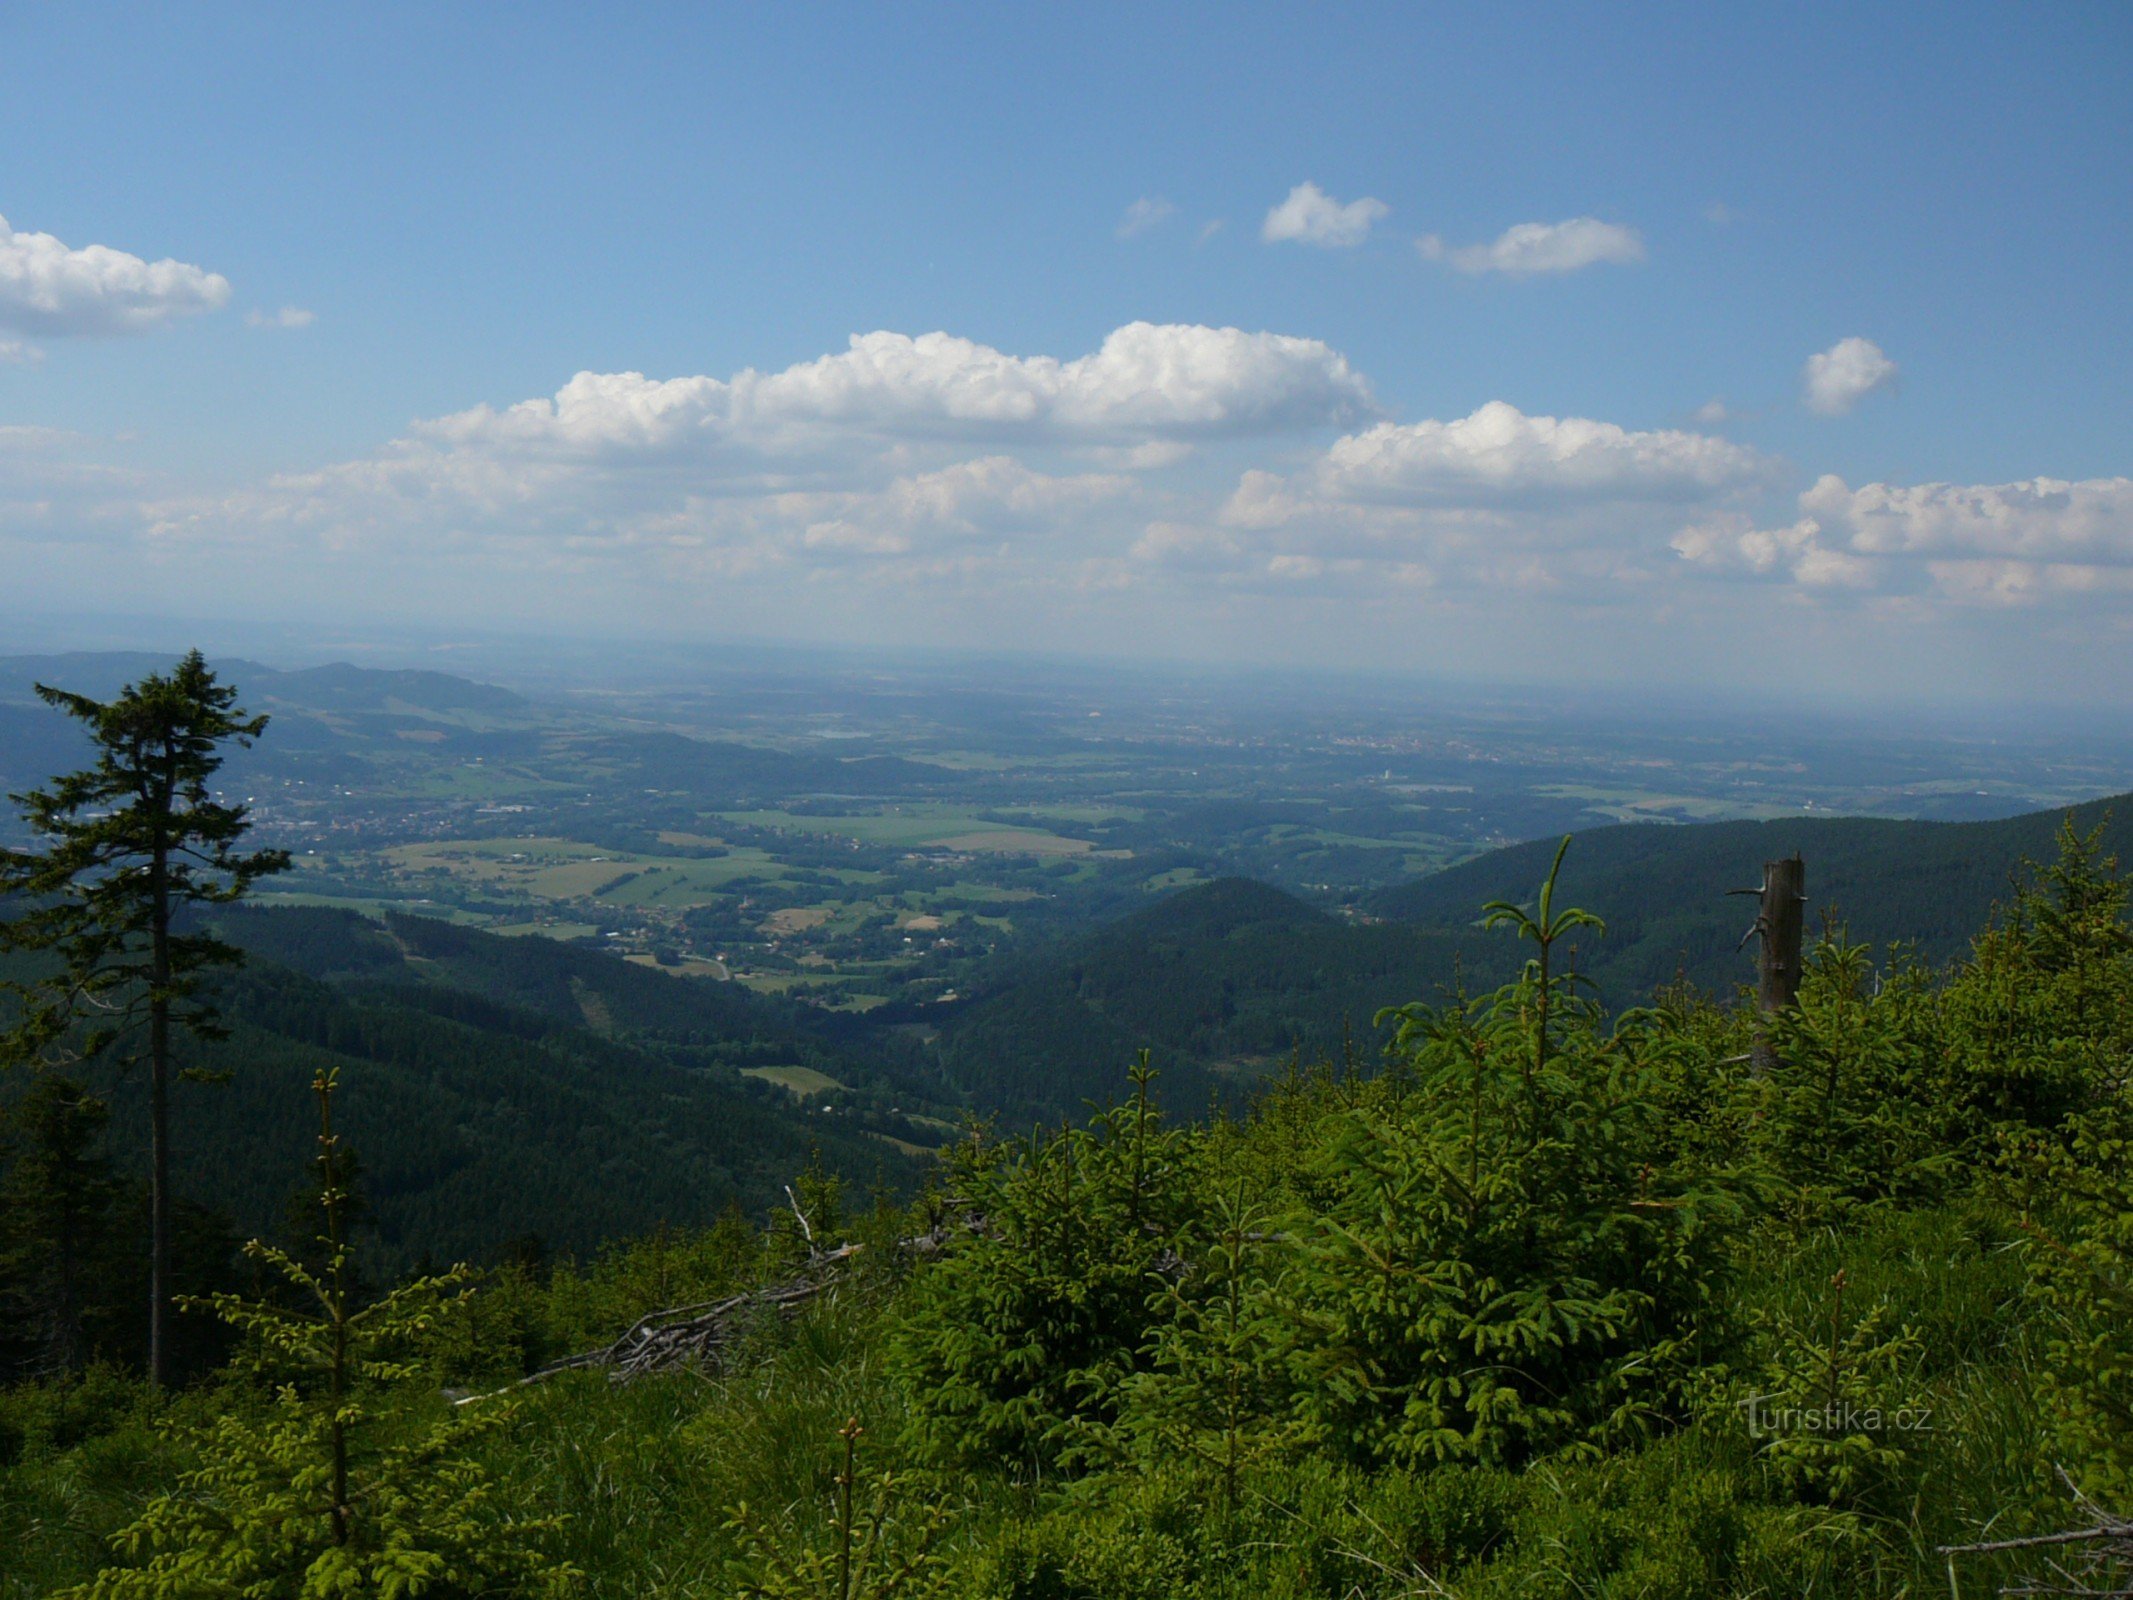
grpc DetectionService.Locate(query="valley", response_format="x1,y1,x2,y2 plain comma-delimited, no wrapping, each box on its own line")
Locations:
13,649,2126,1041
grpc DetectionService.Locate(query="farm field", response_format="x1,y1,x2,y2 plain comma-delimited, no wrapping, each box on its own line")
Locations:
739,1065,844,1097
382,837,793,905
719,807,1099,855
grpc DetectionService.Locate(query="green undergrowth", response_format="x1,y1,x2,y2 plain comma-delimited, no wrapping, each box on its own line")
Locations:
6,820,2133,1597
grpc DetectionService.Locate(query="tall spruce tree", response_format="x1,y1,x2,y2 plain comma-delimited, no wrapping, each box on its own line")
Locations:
0,650,287,1386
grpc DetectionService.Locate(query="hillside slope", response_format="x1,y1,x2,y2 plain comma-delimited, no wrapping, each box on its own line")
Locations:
936,878,1482,1121
19,906,950,1272
1372,793,2133,998
937,792,2133,1123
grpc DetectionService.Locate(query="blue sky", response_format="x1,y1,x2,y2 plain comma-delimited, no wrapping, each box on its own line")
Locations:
3,3,2129,704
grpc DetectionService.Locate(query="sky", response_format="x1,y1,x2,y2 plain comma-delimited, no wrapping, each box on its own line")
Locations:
2,2,2130,707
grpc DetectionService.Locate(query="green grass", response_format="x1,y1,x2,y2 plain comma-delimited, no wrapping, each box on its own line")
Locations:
739,1065,844,1097
381,838,790,909
247,891,491,925
1143,867,1209,891
721,808,1092,855
1534,783,1809,823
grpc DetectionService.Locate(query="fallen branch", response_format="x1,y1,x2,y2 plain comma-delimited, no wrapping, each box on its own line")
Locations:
1942,1473,2133,1597
457,1242,862,1405
452,1212,993,1406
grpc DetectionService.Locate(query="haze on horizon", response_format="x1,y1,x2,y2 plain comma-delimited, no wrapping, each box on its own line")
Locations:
2,3,2129,711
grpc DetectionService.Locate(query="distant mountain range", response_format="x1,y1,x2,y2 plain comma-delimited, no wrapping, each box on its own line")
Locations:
0,651,958,807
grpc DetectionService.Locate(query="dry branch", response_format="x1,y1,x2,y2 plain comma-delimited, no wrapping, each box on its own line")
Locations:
455,1221,978,1406
456,1243,864,1405
1942,1474,2133,1597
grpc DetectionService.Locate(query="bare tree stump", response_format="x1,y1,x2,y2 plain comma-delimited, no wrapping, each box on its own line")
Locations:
1732,854,1806,1075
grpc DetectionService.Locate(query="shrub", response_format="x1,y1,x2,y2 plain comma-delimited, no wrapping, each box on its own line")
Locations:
1279,843,1740,1468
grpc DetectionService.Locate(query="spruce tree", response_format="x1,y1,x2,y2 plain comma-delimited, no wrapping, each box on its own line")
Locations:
0,649,288,1386
66,1069,576,1599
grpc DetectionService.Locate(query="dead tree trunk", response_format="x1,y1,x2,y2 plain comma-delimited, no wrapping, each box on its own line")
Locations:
1732,854,1806,1075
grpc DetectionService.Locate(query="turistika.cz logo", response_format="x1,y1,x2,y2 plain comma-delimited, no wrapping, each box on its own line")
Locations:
1738,1395,1934,1438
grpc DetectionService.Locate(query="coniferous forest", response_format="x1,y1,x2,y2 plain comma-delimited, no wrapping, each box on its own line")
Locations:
7,659,2133,1597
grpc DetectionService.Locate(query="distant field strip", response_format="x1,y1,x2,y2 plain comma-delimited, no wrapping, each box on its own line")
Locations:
722,808,1095,855
250,890,491,925
384,837,788,907
741,1065,843,1097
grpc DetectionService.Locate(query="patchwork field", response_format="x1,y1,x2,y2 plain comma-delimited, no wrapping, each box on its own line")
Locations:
720,807,1097,855
382,837,794,907
738,1065,845,1097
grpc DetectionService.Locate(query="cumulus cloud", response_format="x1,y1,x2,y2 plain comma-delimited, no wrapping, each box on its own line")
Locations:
247,305,316,329
1116,197,1176,239
1802,337,1898,416
1262,182,1389,248
1801,474,2133,564
793,457,1132,558
1300,401,1770,508
1672,474,2133,604
420,323,1375,458
1669,514,1876,589
1166,401,1776,596
0,213,231,337
125,321,1378,587
1418,218,1645,276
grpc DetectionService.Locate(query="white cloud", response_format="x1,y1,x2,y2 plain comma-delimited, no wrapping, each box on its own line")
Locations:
1802,337,1898,416
247,305,316,329
420,323,1375,458
1672,474,2133,604
0,212,231,337
1921,560,2133,607
125,321,1375,587
0,338,41,366
1197,219,1226,245
1176,402,1775,597
1801,473,2133,564
1261,182,1389,248
1669,514,1876,589
1116,197,1176,239
1689,398,1730,426
795,457,1132,558
1301,401,1771,507
1417,218,1644,277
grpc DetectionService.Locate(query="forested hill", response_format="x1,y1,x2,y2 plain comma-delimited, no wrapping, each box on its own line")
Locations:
935,878,1482,1122
57,906,950,1273
935,793,2133,1122
1371,791,2133,1000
